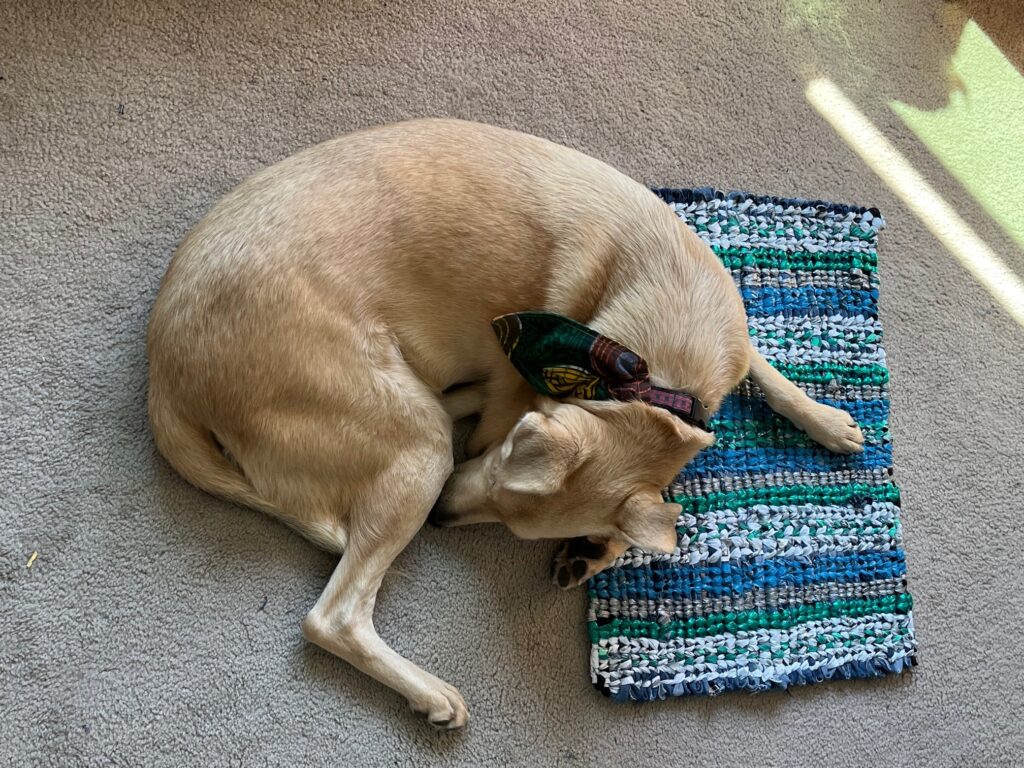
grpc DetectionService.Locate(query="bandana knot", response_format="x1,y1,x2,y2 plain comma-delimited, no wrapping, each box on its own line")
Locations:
491,311,711,431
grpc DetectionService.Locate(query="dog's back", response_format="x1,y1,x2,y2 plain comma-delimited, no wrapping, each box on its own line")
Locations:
149,117,746,446
146,120,758,727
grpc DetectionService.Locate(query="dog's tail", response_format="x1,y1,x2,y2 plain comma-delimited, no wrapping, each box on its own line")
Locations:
148,393,278,517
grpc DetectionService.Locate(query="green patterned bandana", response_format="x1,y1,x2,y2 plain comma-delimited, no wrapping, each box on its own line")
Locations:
491,311,711,431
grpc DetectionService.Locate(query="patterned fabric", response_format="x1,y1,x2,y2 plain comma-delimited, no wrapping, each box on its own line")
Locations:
588,188,917,701
492,311,710,429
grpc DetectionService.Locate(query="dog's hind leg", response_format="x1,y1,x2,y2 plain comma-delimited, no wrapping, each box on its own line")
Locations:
299,432,467,728
467,369,534,457
440,381,486,421
747,350,865,454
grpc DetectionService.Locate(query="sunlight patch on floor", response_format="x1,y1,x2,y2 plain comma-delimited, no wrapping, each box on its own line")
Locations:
806,77,1024,327
890,20,1024,250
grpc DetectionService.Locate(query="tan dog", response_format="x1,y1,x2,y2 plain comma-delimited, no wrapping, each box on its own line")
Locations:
147,119,863,728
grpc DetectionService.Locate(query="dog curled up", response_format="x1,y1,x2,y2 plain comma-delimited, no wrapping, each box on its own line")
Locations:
148,120,863,728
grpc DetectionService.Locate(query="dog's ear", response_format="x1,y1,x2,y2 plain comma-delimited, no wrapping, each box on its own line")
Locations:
494,408,584,496
618,493,681,553
650,406,715,458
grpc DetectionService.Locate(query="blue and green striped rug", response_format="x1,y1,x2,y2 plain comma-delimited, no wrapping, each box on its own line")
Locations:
588,188,917,700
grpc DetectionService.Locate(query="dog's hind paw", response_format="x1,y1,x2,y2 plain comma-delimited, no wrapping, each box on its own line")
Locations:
411,680,469,730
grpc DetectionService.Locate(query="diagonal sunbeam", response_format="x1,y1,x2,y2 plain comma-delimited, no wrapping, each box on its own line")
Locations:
806,77,1024,327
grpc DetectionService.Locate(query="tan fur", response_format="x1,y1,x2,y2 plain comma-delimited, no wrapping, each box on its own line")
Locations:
148,119,863,728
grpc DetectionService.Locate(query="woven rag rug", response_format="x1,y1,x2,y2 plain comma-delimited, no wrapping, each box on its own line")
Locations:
588,188,918,701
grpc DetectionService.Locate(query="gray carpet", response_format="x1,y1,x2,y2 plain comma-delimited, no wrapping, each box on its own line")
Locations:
4,1,1023,765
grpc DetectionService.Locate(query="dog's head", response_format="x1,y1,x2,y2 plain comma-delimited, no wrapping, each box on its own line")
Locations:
433,398,713,552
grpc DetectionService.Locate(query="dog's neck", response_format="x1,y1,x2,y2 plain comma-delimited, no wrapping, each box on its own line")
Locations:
582,223,749,413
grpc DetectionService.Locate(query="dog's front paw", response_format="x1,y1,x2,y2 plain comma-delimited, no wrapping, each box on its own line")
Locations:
551,537,614,589
803,403,865,454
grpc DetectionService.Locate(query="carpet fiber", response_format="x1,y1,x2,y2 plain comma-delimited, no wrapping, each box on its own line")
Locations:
590,189,917,699
4,1,1024,765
